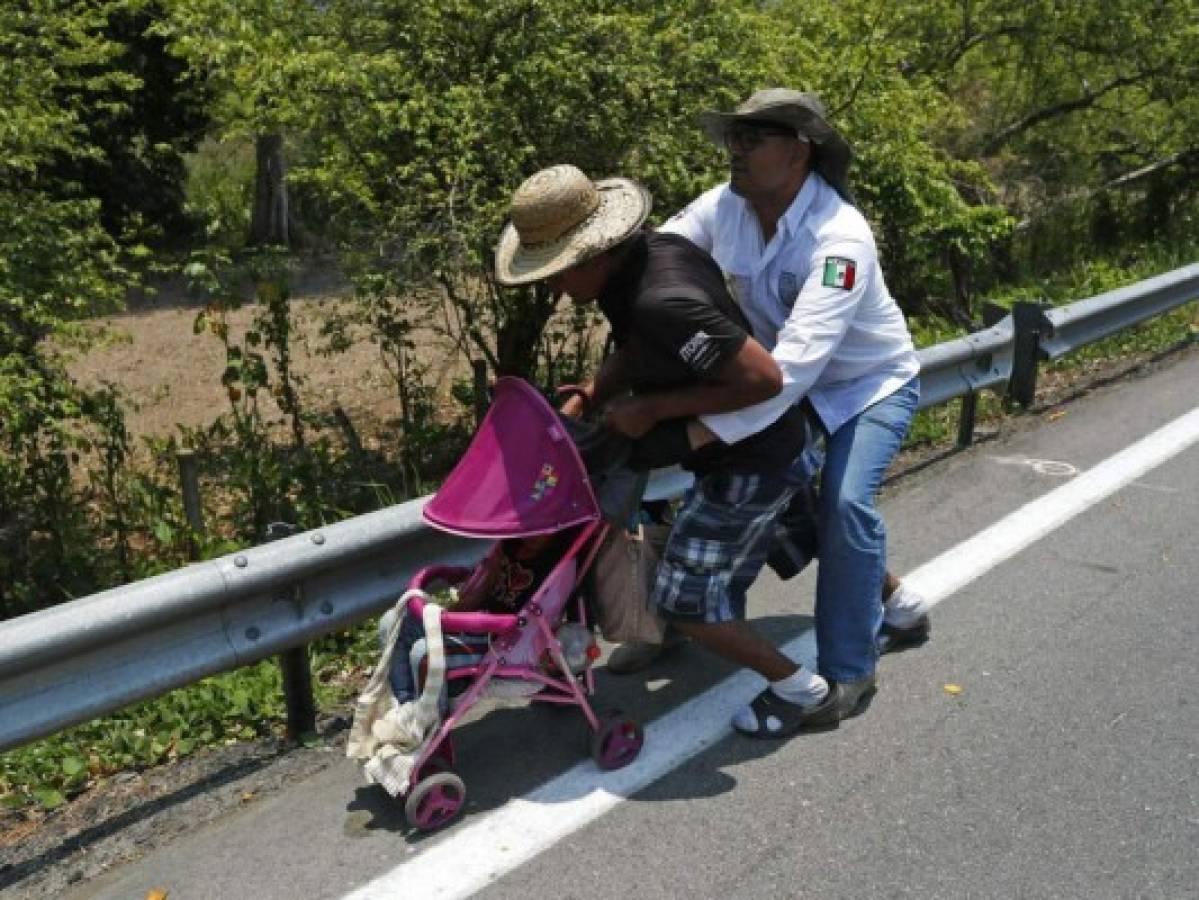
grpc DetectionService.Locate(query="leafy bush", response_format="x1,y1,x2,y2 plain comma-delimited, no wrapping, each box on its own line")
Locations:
183,137,256,249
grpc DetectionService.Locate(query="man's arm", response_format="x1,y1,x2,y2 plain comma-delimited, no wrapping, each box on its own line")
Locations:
657,185,722,252
700,237,875,444
603,335,781,439
559,346,636,418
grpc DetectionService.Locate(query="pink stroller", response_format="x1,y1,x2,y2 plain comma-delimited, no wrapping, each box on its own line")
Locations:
398,377,644,831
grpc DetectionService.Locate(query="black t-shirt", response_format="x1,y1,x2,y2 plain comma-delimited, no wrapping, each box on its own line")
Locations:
598,232,805,475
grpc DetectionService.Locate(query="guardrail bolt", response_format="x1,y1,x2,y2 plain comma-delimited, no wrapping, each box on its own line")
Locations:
234,555,248,568
245,627,260,641
311,533,326,546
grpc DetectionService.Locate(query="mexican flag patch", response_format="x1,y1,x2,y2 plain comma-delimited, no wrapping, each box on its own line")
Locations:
822,257,857,290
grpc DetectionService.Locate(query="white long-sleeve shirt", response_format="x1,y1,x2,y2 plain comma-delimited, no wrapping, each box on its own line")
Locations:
660,172,919,442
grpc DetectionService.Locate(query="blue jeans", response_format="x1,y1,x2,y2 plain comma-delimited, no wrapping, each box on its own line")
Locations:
378,607,488,705
814,378,919,682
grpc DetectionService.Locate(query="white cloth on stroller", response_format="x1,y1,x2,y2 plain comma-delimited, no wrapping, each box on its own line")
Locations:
346,590,446,797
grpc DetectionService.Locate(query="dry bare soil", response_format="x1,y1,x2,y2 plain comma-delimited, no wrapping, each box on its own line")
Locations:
65,268,466,450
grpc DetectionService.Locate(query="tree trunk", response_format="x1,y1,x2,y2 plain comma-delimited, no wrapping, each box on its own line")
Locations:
495,284,556,377
250,132,290,247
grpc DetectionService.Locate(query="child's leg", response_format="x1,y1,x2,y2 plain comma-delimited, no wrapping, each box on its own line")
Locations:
387,612,427,703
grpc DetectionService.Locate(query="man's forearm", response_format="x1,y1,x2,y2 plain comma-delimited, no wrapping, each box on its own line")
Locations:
589,349,634,409
633,380,772,424
604,336,785,440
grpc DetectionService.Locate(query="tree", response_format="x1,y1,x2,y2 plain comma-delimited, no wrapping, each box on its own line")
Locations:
890,0,1199,270
747,0,1014,319
285,0,785,377
44,0,211,244
1,1,145,613
156,0,321,248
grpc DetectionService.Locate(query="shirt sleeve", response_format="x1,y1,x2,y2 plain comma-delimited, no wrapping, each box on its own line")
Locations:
700,236,875,443
658,194,716,253
637,293,748,379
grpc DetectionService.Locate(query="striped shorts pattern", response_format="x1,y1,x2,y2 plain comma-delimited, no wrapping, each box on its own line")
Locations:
651,470,798,624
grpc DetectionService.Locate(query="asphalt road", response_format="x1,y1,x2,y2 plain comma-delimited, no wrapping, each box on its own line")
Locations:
60,348,1199,900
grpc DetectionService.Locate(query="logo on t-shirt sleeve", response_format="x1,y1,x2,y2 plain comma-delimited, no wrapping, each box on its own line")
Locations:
678,330,719,371
822,257,857,290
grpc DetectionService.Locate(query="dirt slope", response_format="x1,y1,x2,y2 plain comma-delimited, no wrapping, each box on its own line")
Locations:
65,271,465,449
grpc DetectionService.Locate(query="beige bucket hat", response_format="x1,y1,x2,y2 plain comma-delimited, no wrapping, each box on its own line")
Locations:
494,164,652,286
700,88,854,202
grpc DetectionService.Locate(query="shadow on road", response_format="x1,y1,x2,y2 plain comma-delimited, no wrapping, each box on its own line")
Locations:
343,612,819,839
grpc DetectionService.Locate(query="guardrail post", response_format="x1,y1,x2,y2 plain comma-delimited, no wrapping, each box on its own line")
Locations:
956,392,978,447
264,521,317,740
176,449,205,560
279,646,317,740
1010,302,1054,408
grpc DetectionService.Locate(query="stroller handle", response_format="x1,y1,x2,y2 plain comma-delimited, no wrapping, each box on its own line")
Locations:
406,594,520,635
410,564,521,633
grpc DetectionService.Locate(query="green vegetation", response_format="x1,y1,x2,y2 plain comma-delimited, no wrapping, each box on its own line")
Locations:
3,0,1199,811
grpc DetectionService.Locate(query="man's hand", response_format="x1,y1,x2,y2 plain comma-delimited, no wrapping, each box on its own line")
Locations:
602,394,660,438
556,383,593,419
686,419,718,450
559,394,587,419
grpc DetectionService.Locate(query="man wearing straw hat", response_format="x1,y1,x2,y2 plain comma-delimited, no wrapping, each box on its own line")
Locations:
655,88,931,736
495,163,841,737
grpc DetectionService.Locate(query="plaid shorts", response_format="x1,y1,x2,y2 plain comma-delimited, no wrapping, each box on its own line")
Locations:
651,469,799,624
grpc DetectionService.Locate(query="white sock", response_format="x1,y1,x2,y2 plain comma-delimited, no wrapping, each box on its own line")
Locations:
884,581,930,629
731,668,828,733
769,667,829,707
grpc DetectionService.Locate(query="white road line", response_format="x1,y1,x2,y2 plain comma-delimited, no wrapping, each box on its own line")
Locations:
903,406,1199,604
342,405,1199,900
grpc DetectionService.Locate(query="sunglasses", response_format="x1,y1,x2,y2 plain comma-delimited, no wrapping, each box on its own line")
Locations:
723,123,797,152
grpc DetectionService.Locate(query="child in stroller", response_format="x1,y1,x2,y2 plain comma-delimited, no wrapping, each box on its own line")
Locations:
347,377,646,832
381,526,582,710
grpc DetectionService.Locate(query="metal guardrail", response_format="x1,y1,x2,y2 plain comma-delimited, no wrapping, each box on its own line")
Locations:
914,318,1015,410
1,504,479,752
1040,264,1199,359
1,263,1196,754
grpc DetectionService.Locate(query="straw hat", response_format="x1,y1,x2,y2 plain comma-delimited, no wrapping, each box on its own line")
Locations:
494,165,652,286
700,88,854,202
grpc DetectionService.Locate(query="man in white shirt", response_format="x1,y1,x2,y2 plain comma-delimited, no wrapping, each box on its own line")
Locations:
659,88,931,735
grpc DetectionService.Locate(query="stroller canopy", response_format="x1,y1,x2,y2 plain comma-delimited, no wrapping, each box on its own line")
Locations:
423,377,602,539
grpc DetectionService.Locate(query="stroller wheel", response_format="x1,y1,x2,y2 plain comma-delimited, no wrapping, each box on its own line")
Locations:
590,712,644,771
405,772,466,832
